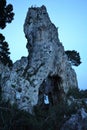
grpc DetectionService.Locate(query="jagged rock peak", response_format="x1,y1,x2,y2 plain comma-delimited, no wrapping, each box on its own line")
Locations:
23,5,78,92
24,5,51,29
1,5,78,114
24,5,50,25
24,5,60,53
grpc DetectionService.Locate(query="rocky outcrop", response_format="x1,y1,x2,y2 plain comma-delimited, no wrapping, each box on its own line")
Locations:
61,108,87,130
24,5,78,92
0,5,78,113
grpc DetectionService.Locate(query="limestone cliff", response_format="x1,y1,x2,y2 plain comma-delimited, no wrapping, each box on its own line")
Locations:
0,5,78,113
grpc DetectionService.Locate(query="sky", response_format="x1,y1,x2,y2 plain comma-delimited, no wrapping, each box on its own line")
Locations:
1,0,87,90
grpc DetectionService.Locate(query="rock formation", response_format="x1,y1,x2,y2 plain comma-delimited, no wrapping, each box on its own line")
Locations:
0,5,78,113
61,108,87,130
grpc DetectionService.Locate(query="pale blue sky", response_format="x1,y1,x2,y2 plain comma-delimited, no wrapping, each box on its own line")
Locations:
1,0,87,90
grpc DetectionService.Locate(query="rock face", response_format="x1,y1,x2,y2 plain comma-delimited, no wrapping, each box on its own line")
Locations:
0,5,78,113
61,108,87,130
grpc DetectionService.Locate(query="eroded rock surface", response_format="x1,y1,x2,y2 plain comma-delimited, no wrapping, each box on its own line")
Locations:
61,108,87,130
0,5,78,113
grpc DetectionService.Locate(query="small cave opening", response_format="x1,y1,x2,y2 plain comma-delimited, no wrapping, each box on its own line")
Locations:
38,75,65,109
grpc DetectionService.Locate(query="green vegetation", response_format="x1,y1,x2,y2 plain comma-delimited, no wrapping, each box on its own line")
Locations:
65,50,81,66
0,87,87,130
0,99,82,130
67,87,87,99
0,0,14,66
0,0,14,29
0,33,13,66
0,100,40,130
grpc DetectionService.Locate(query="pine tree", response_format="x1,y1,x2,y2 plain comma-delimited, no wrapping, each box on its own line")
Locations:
0,0,14,29
65,50,81,66
0,33,13,66
0,0,14,66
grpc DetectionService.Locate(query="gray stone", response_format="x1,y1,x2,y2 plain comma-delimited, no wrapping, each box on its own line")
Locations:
61,108,87,130
0,5,78,114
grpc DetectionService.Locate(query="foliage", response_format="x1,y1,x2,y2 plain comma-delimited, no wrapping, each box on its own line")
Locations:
67,87,87,99
65,50,81,66
34,101,80,130
0,99,75,130
0,0,14,29
0,33,13,66
0,100,40,130
67,87,80,99
0,93,87,130
46,102,67,130
79,89,87,98
0,0,14,66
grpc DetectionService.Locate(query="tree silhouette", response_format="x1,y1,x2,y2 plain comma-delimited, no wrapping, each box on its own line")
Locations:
0,0,14,29
65,50,81,66
0,33,13,66
0,0,14,66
